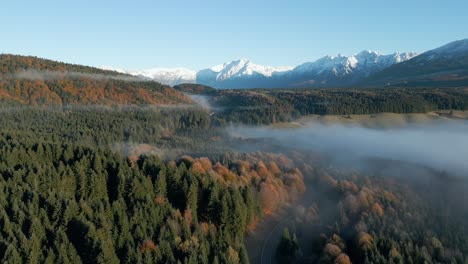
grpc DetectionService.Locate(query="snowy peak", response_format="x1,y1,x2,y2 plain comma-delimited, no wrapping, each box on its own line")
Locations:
102,50,418,88
101,66,196,86
195,59,293,88
391,52,419,63
214,59,253,80
362,39,468,87
130,68,196,85
206,59,292,81
357,50,382,57
293,54,358,76
293,51,418,77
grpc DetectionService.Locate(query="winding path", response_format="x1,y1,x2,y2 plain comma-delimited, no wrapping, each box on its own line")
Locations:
259,216,294,264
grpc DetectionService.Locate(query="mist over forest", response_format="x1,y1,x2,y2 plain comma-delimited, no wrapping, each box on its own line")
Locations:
229,120,468,177
1,50,468,264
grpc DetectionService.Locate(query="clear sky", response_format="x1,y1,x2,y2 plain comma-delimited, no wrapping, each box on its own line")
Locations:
2,0,467,70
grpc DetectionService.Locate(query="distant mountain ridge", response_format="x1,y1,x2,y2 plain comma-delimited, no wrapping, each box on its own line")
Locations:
196,59,293,88
198,59,292,80
124,38,468,89
281,51,418,88
4,39,466,95
111,51,418,88
101,66,197,86
362,38,468,87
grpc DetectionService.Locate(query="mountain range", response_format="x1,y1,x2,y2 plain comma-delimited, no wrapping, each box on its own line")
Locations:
101,66,197,87
105,52,419,88
363,38,468,87
105,39,468,89
0,38,466,106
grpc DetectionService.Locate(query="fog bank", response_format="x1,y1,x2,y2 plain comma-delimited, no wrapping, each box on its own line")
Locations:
8,70,146,82
229,120,468,177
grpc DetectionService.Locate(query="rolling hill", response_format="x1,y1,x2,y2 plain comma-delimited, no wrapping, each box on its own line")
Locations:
173,83,216,95
0,54,192,106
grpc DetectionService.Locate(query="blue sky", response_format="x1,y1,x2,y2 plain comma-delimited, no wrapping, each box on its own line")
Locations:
2,0,467,70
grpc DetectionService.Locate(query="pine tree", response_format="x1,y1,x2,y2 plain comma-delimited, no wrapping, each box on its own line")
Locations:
186,181,199,222
239,245,249,264
155,170,167,197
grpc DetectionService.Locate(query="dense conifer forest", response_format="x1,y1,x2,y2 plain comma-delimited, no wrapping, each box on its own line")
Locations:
0,107,466,264
0,56,467,263
207,87,468,125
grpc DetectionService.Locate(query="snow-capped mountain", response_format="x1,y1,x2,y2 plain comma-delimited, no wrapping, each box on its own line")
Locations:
201,59,292,80
194,52,417,88
130,68,196,86
285,51,418,87
101,66,196,86
294,51,417,76
363,39,468,86
103,50,417,88
196,59,292,88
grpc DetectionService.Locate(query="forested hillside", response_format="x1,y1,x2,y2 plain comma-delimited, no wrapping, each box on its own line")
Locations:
0,54,192,105
273,155,468,264
173,84,216,95
0,107,466,264
0,107,305,263
0,57,467,264
204,87,468,125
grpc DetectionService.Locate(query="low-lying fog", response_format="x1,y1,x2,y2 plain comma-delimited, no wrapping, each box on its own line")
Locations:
229,119,468,178
8,69,145,82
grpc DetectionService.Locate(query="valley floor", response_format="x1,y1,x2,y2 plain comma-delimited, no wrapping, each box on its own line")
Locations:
269,110,468,129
